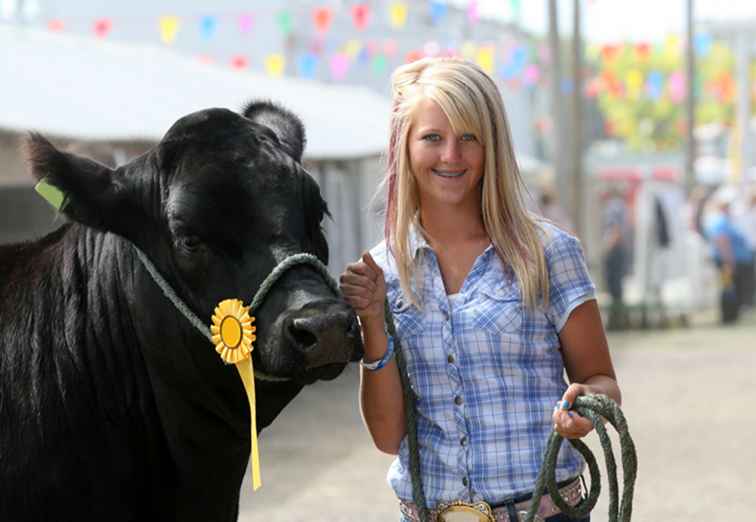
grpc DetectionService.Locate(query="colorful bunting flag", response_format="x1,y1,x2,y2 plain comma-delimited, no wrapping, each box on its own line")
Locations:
476,46,494,75
330,53,350,80
297,53,319,79
467,0,479,25
313,6,332,34
429,0,447,26
265,54,286,78
276,10,293,35
389,2,407,29
200,15,217,40
231,55,248,70
238,13,254,33
93,18,112,39
352,4,369,30
371,54,388,75
159,16,180,45
47,19,64,32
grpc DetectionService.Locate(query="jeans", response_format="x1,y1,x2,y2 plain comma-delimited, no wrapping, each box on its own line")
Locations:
400,514,590,522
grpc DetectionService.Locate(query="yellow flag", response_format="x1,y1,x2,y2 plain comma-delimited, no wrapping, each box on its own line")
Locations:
476,47,494,75
344,39,362,59
264,54,286,78
626,69,643,99
389,2,408,28
159,16,180,45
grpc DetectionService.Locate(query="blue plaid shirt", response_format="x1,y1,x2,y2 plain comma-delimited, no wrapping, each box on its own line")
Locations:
370,221,594,508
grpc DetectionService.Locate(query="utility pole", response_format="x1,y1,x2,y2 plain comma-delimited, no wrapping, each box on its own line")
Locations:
735,29,752,187
547,0,568,219
570,0,584,240
684,0,696,195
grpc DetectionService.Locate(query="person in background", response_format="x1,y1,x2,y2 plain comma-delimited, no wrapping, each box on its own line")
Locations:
733,189,756,308
705,190,753,323
538,186,575,235
340,57,620,522
601,187,630,330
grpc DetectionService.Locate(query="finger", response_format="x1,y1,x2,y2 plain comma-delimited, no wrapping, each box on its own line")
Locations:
362,252,384,277
339,273,377,292
560,384,585,411
345,262,374,278
339,283,376,301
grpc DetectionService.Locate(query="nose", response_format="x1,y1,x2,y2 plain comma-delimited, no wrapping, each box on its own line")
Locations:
284,302,364,368
441,137,462,163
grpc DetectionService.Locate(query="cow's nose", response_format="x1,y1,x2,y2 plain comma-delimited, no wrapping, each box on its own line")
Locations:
284,305,363,368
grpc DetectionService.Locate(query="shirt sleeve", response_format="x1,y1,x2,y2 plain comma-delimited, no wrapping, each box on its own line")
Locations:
544,229,596,332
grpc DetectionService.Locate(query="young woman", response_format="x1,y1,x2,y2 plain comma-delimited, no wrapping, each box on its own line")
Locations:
340,57,620,522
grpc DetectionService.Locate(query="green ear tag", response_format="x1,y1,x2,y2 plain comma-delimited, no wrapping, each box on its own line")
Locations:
34,179,66,211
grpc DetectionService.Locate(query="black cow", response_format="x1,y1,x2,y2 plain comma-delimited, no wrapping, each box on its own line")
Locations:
0,103,363,522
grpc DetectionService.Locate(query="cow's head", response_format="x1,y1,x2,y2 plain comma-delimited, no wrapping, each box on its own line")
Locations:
24,103,363,388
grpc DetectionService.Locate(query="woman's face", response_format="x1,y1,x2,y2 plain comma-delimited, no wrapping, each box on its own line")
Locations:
407,98,484,213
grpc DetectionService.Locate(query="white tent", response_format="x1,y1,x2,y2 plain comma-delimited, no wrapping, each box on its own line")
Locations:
0,24,391,160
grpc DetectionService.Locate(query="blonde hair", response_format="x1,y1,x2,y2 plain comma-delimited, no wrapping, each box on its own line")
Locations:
384,57,548,309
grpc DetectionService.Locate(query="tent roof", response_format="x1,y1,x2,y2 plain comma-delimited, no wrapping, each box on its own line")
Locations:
1,25,391,160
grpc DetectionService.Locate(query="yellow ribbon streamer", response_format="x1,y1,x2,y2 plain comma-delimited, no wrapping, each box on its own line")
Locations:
235,358,261,491
210,299,260,491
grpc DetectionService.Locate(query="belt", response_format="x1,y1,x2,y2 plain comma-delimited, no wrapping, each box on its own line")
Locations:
399,478,583,522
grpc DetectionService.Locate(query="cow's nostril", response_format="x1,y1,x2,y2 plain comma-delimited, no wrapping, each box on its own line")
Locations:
289,319,318,351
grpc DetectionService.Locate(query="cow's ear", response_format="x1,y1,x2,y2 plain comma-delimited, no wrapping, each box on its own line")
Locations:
242,100,306,162
24,133,128,230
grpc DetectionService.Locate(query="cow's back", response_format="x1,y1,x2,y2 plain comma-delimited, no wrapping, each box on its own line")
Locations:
0,225,174,521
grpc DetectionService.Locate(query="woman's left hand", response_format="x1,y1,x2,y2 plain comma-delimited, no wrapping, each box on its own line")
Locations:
552,383,595,439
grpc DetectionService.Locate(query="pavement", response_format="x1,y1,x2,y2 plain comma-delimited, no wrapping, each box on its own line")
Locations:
239,308,756,521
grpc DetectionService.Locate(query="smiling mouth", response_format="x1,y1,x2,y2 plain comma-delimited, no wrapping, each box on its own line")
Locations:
432,169,466,178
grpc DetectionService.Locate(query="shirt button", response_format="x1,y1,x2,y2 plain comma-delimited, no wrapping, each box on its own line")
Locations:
447,354,455,364
460,436,467,446
454,395,463,406
462,477,469,487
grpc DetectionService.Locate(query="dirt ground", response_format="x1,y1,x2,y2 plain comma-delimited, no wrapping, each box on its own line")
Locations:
239,309,756,521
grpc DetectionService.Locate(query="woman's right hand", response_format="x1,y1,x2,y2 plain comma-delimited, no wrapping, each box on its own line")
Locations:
339,252,386,325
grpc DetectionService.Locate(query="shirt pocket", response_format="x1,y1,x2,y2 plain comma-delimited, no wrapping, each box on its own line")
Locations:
473,283,522,335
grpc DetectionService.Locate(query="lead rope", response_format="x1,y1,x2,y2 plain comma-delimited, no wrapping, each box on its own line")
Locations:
384,300,638,522
384,300,430,522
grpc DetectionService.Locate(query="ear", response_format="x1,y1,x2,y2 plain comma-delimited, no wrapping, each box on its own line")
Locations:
242,100,306,162
24,133,129,231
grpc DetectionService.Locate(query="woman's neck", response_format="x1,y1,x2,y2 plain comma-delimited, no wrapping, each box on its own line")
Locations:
418,202,487,247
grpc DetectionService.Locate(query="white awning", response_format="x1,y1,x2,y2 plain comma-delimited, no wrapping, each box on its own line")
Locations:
1,25,391,160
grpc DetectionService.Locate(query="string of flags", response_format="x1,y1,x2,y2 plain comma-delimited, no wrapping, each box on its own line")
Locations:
5,0,735,109
25,3,540,87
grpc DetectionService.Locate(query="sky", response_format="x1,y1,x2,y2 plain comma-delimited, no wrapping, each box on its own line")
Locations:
467,0,756,43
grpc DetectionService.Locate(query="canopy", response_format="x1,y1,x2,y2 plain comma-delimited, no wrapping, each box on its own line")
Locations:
1,25,391,160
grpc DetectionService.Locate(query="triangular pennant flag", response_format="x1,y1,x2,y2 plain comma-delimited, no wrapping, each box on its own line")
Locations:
159,16,181,44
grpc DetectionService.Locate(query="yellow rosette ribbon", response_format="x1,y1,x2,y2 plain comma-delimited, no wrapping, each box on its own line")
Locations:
210,299,261,491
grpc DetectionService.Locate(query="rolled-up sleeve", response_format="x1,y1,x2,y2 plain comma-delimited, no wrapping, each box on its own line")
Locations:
544,230,596,332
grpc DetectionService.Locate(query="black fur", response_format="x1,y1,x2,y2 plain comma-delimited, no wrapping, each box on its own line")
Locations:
242,100,307,161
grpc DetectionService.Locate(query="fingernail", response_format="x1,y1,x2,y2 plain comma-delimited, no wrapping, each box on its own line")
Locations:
567,412,574,418
561,400,570,410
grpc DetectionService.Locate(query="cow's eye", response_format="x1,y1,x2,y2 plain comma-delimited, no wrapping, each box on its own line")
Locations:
175,235,204,254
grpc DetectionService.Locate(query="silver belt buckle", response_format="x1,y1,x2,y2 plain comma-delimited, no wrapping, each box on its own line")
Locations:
436,501,495,522
517,510,544,522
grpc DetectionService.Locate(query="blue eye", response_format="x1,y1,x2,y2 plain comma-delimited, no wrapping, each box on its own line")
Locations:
421,133,441,142
460,133,478,142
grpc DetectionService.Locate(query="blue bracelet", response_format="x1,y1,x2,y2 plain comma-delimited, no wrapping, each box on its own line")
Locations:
361,335,395,371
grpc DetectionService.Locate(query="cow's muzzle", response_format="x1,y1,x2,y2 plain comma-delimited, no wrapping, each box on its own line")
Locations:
282,299,363,375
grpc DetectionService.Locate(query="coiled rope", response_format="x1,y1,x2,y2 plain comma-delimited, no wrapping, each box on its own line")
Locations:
385,300,638,522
